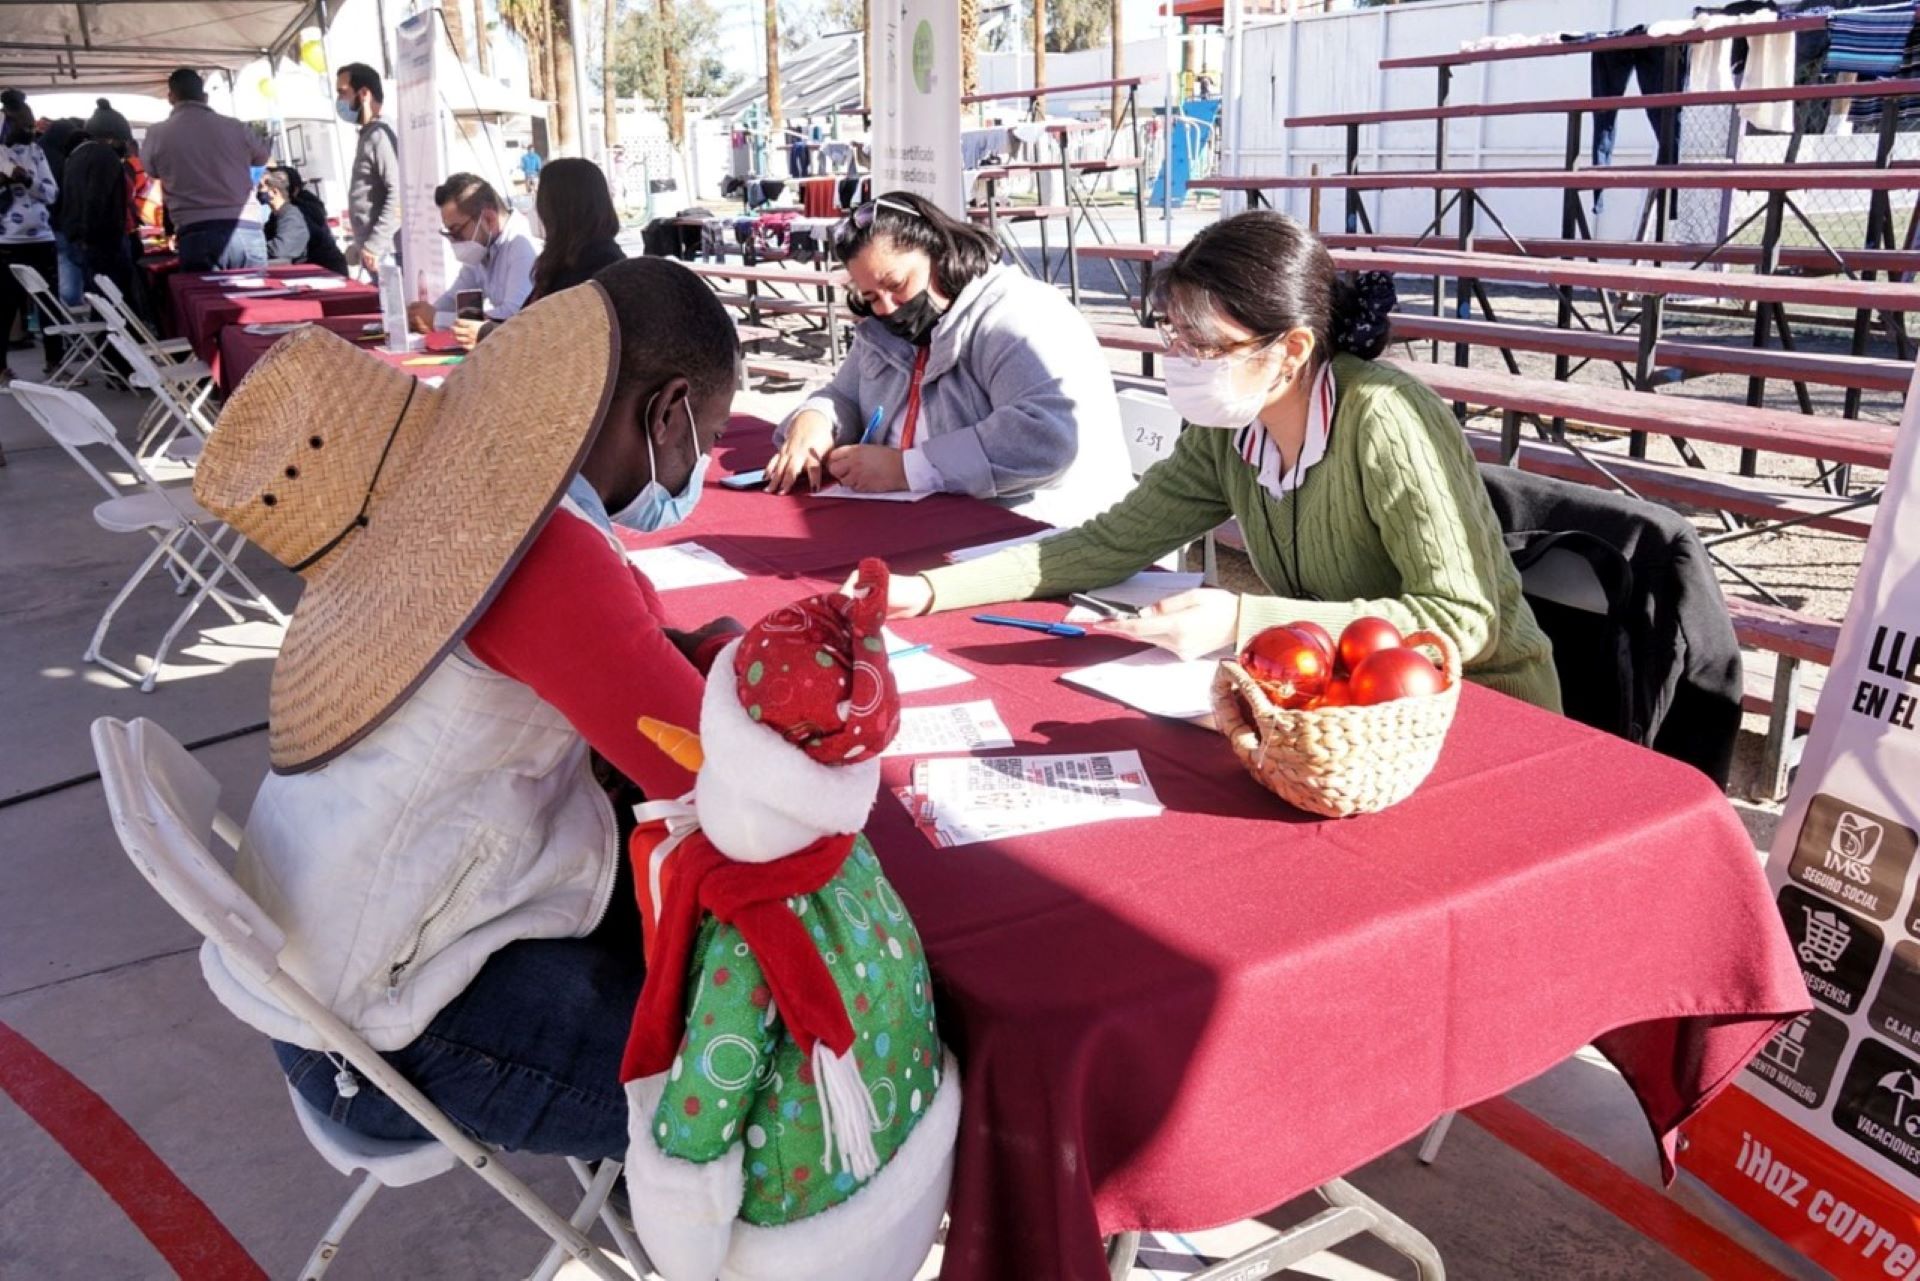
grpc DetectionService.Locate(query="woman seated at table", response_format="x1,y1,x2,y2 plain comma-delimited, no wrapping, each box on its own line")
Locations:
259,167,348,275
877,210,1562,711
766,191,1132,528
462,158,625,344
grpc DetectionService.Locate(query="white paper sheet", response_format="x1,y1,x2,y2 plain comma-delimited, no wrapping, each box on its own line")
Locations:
897,750,1163,847
945,530,1058,562
881,701,1014,758
812,485,931,502
1061,649,1226,724
882,627,974,693
224,288,295,299
625,541,745,590
1081,572,1205,611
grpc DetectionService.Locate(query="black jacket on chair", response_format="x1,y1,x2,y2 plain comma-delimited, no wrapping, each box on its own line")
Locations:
1479,465,1743,787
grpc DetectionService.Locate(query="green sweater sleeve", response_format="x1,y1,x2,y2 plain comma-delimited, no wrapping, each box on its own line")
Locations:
653,919,780,1165
922,426,1233,612
1235,377,1504,662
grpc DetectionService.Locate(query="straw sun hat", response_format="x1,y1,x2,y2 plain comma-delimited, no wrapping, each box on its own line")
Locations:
194,286,618,773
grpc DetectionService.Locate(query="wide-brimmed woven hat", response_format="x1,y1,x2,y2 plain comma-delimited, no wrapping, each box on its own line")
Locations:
194,285,618,773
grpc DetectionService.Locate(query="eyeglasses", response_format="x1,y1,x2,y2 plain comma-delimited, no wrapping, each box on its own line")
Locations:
834,196,923,252
438,213,480,243
1154,321,1282,363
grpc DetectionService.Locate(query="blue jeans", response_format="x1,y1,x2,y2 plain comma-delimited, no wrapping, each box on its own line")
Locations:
274,861,645,1160
176,220,267,272
59,235,133,308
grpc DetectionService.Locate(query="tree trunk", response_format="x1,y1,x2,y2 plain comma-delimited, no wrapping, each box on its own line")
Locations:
660,0,684,148
1110,0,1123,127
441,0,469,64
474,0,492,74
765,0,783,160
552,0,580,154
603,0,619,150
1032,0,1046,117
960,0,978,99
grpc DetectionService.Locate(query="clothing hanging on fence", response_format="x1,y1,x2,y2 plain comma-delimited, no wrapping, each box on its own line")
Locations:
1824,3,1917,75
1590,45,1687,210
1690,37,1739,92
1741,31,1801,130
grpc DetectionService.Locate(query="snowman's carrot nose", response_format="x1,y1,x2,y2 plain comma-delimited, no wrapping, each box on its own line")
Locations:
637,716,705,773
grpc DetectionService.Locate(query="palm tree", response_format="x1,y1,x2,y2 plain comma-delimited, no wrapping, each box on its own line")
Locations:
1109,0,1122,127
552,0,581,153
961,0,978,97
603,0,620,150
474,0,493,74
499,0,553,100
765,0,783,158
1032,0,1046,117
442,0,471,65
660,0,685,147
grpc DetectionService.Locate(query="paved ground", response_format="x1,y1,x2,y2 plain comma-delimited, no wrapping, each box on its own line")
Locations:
0,237,1838,1278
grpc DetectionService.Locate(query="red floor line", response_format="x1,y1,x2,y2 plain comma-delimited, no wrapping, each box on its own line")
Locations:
1465,1097,1794,1281
0,1019,266,1280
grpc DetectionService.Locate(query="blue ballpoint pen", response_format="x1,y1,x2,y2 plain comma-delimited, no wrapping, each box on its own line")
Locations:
973,614,1087,638
887,643,931,660
858,404,887,445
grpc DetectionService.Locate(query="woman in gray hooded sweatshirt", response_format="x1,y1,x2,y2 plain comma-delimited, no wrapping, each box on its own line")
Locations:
767,190,1132,528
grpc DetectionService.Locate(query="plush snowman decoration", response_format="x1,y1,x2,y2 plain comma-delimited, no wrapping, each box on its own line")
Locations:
620,558,960,1281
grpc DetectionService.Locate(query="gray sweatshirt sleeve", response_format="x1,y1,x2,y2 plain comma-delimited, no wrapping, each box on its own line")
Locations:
366,126,401,256
776,334,867,445
911,306,1100,498
266,208,309,263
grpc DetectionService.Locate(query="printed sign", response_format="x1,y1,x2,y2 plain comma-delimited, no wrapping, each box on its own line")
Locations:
393,13,452,311
868,0,962,215
1681,359,1920,1278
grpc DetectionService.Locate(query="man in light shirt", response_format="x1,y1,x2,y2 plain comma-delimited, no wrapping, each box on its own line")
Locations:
143,68,272,271
405,173,539,347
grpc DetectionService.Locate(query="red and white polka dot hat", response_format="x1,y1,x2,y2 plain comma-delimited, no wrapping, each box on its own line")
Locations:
731,557,902,765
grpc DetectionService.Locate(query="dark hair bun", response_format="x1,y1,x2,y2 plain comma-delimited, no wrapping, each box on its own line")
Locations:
1330,270,1396,360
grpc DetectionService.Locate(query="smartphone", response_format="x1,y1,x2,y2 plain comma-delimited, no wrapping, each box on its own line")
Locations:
455,288,484,322
1068,593,1142,620
718,468,769,491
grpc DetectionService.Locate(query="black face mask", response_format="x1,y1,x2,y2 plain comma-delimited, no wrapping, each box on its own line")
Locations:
877,291,943,346
256,191,271,206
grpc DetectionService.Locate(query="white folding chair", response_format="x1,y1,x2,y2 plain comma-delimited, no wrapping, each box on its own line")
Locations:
92,304,218,462
91,272,195,364
9,261,113,387
11,381,286,691
90,716,651,1281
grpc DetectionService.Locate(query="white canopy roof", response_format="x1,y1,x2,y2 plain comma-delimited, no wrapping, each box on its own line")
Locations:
0,0,322,96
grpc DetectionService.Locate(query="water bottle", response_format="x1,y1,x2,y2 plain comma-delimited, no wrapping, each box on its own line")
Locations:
378,262,409,354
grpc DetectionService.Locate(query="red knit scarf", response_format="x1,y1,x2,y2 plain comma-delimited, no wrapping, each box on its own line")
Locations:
621,830,858,1083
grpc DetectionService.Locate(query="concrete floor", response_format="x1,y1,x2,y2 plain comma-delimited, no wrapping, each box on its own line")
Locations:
0,296,1822,1279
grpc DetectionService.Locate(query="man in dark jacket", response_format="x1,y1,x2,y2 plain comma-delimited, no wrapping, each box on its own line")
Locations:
260,167,348,274
56,138,133,300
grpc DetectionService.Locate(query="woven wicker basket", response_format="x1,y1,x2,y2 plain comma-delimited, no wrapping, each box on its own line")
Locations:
1211,630,1462,818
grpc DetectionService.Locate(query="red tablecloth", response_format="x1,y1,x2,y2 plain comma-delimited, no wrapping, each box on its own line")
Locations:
167,265,378,373
643,420,1812,1281
217,319,462,393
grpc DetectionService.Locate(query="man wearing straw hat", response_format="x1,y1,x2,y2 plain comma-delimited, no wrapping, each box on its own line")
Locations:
189,258,742,1160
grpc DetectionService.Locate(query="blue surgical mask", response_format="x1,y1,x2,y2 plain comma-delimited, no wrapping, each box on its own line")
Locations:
614,397,709,533
336,98,360,125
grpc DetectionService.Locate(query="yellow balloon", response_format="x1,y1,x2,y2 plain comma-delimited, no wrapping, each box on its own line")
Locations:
300,27,327,73
258,76,278,99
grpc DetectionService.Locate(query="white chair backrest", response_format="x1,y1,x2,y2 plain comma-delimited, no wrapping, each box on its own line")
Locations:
91,717,284,985
85,290,131,334
9,260,53,299
9,380,160,499
1116,387,1182,478
93,276,168,350
104,329,168,393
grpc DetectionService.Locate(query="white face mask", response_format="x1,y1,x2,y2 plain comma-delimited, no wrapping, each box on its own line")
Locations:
1163,350,1282,428
449,219,492,267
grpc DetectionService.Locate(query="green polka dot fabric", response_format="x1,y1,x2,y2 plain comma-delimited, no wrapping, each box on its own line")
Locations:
650,836,945,1226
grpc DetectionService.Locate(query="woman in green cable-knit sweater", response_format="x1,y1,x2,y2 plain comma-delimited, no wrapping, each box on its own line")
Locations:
879,211,1563,712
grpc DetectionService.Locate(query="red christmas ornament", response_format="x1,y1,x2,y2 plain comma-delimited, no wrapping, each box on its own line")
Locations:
1350,646,1446,706
1337,616,1403,675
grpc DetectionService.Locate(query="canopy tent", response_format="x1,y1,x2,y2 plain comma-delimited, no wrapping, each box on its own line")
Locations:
0,0,324,96
712,29,863,124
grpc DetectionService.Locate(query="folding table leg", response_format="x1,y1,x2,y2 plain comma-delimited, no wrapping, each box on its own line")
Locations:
1417,1111,1455,1164
1758,657,1801,803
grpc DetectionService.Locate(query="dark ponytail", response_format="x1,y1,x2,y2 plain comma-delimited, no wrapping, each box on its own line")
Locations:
1150,210,1395,363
